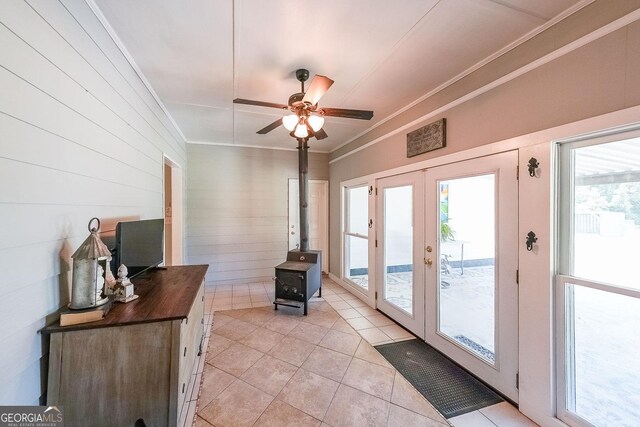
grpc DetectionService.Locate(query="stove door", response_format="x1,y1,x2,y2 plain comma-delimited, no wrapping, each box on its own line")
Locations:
276,270,305,301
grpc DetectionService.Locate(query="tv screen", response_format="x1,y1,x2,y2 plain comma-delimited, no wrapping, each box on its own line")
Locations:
114,219,164,278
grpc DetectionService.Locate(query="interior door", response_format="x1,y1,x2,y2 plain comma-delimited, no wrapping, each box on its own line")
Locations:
288,179,329,272
376,172,425,337
424,151,519,402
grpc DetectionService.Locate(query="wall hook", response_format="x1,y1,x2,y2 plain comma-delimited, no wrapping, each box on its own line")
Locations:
528,157,539,177
526,231,538,251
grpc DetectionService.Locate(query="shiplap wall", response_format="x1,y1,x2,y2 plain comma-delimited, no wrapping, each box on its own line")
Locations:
186,144,329,285
0,0,186,404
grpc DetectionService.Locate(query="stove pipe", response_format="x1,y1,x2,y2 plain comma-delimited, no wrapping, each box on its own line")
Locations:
297,138,310,252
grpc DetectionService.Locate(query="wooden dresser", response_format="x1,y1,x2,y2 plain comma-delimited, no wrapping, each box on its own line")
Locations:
42,265,208,427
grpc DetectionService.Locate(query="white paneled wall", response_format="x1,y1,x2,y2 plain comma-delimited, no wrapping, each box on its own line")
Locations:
0,0,185,404
187,144,328,285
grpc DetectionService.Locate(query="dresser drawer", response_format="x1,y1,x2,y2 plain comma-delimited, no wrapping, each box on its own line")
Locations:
176,282,205,420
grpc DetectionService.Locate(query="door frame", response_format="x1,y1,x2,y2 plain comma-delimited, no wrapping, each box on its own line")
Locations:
163,154,183,266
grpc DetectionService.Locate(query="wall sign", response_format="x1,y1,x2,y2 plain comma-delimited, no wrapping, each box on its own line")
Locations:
407,118,446,158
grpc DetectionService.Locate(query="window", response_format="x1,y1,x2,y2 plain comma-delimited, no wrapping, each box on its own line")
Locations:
344,185,369,289
556,136,640,427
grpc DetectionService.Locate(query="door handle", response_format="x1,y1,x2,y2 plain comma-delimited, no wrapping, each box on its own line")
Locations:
424,258,433,266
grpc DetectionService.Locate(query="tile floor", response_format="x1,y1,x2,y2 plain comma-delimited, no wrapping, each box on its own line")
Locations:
194,277,538,427
348,266,496,359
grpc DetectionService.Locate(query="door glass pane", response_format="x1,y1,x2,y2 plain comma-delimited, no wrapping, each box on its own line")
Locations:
347,186,369,235
345,235,368,289
566,284,640,426
383,186,413,314
438,175,496,363
572,139,640,290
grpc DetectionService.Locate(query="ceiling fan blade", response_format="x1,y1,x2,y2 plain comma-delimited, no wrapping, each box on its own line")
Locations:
314,128,328,140
257,118,283,134
302,75,334,105
233,98,288,110
319,107,373,120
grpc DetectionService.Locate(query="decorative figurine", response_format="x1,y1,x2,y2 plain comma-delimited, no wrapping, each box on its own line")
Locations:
113,264,139,303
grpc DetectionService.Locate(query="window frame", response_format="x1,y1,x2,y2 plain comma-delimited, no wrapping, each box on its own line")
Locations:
339,178,376,307
555,132,640,427
342,184,371,291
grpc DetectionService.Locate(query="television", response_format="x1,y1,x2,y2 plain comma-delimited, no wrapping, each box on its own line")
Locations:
114,219,164,278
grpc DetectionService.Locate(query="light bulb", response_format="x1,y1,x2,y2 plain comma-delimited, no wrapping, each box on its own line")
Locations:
307,115,324,132
294,123,309,138
282,114,298,131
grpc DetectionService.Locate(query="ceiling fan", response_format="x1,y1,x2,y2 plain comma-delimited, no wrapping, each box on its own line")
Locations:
233,69,374,140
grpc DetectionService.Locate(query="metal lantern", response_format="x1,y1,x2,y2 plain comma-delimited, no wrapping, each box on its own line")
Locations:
69,217,112,309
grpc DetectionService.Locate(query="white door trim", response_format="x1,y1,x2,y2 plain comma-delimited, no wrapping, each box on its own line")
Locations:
163,153,183,266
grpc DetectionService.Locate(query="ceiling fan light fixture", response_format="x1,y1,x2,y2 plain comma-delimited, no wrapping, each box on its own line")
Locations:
282,114,298,131
307,114,324,132
234,69,373,139
294,122,309,138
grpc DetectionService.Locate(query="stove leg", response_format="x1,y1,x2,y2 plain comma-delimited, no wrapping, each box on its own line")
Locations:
274,303,278,311
304,301,308,316
318,286,322,298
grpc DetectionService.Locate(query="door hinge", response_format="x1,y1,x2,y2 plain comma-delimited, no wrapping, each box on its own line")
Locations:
516,269,519,284
369,185,373,195
375,239,378,248
375,291,378,300
375,187,378,195
516,372,519,389
516,165,520,180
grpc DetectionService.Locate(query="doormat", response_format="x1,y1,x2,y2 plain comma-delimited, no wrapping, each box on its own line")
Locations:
375,340,503,418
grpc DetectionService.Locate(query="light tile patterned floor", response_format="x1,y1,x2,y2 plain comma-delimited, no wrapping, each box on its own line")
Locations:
194,277,538,427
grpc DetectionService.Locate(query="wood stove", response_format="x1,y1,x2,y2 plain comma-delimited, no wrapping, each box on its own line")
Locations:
274,250,322,315
273,138,322,315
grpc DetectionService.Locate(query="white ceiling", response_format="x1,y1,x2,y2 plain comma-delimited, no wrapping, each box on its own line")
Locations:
93,0,586,152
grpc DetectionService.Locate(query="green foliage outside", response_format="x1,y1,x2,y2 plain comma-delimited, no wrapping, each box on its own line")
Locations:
441,222,455,241
575,182,640,225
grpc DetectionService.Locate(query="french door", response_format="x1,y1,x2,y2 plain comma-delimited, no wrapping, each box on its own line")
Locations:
376,172,425,337
424,151,519,402
376,151,518,402
373,152,519,401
